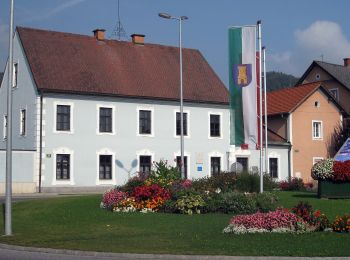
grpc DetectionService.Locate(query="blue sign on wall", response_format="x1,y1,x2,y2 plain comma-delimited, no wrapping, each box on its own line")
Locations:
335,138,350,162
197,165,203,172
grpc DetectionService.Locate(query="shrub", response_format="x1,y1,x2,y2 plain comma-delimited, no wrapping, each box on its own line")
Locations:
235,173,277,193
101,189,127,210
279,178,305,191
216,192,256,214
332,214,350,233
175,194,206,215
148,160,181,188
121,172,148,194
291,201,330,231
113,197,137,213
332,160,350,182
252,192,278,213
191,172,237,193
223,209,307,234
311,159,334,181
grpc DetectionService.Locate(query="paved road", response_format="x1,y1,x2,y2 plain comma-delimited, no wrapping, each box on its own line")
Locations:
0,244,350,260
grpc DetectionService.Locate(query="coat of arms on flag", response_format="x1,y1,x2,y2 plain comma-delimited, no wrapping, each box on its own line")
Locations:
233,64,252,87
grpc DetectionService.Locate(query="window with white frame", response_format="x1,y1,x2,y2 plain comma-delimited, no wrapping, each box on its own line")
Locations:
139,155,152,174
3,115,7,139
176,156,188,179
210,114,221,137
269,158,278,178
56,105,71,131
312,121,323,139
20,109,26,136
313,157,324,165
99,107,112,133
139,110,152,135
176,112,188,136
56,154,70,180
99,155,112,180
210,157,221,175
329,88,339,101
13,62,18,88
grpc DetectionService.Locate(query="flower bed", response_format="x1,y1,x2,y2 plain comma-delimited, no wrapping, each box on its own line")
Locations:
223,202,330,234
311,159,350,198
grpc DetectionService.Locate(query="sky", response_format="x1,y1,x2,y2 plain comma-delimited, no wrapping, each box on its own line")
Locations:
1,0,350,87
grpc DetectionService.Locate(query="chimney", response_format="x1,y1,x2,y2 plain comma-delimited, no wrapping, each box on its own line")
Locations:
131,34,145,45
93,29,105,41
344,58,350,67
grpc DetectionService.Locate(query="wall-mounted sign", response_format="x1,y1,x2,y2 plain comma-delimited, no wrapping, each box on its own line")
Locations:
197,165,203,172
196,153,203,164
46,154,52,158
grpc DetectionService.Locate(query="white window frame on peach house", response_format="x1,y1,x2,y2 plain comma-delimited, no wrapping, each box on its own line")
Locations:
312,120,323,140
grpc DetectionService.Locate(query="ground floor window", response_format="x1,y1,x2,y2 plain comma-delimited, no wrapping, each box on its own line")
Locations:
139,155,152,174
236,157,248,172
176,156,188,179
56,154,70,180
99,155,112,180
211,157,221,175
269,158,278,178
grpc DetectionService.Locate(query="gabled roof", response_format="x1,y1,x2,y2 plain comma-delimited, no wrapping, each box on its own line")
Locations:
297,60,350,90
17,27,229,104
266,82,345,116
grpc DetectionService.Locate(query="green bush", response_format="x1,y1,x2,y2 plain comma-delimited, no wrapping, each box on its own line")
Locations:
175,194,206,215
148,160,181,188
235,173,277,192
191,172,237,193
217,192,256,214
252,192,278,212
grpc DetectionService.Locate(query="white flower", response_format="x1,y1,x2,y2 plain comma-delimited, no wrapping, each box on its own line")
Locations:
215,188,221,194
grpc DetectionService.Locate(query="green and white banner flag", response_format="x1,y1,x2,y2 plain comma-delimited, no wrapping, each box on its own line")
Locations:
229,26,257,148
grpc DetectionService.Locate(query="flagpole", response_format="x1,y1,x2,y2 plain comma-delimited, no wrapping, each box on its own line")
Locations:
263,46,269,177
5,0,14,236
257,20,263,193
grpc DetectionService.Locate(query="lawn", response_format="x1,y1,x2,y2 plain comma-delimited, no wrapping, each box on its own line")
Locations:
0,191,350,256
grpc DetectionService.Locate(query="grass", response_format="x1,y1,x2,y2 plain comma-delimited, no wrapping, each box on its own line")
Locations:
0,191,349,256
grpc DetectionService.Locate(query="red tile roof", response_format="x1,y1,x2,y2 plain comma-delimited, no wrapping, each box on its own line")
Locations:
266,82,322,116
17,27,228,104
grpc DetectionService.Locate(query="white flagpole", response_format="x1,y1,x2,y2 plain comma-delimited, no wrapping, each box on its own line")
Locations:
257,20,263,193
263,46,269,177
5,0,14,236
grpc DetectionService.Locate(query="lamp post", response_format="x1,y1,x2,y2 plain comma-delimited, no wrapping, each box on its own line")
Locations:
5,0,14,236
159,12,188,179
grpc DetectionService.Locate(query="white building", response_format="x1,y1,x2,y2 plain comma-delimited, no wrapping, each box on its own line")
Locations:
0,27,289,193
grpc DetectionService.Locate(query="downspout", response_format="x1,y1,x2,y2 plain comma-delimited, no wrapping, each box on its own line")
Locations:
38,91,43,193
287,142,292,181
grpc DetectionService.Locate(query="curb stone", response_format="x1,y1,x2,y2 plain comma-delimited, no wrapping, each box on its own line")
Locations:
0,243,350,260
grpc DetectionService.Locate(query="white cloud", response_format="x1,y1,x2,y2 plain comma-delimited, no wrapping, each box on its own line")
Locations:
21,0,87,23
295,20,350,64
269,21,350,76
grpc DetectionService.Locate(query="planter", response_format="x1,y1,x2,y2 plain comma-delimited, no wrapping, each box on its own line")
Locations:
318,180,350,199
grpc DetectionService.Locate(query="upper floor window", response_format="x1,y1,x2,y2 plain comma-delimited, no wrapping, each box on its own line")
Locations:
56,154,70,180
139,110,151,135
20,109,26,136
210,114,221,137
210,157,221,175
176,112,188,136
312,120,323,140
13,62,18,88
329,88,339,101
99,107,112,133
56,105,70,131
99,155,112,180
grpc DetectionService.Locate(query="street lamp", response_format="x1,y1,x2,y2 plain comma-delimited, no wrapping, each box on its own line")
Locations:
158,12,188,179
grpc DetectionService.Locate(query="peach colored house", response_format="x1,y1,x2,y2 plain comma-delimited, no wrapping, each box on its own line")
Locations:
267,82,347,182
297,59,350,114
